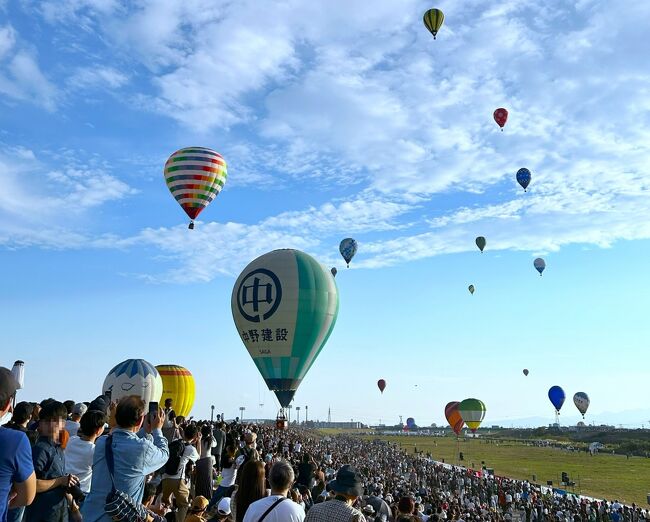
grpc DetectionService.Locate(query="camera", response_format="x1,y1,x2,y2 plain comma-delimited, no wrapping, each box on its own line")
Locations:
66,484,86,503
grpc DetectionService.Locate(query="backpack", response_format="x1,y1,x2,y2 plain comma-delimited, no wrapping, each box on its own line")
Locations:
164,440,188,475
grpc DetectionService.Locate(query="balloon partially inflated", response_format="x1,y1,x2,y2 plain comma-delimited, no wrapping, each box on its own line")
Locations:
156,364,195,417
103,359,162,404
458,398,486,432
231,249,339,407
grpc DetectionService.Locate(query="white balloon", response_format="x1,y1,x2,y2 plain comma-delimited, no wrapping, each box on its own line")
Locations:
103,359,162,404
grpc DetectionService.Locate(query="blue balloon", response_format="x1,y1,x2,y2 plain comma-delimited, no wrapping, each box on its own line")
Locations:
534,258,546,276
406,417,416,428
548,386,566,413
516,168,531,191
339,238,358,267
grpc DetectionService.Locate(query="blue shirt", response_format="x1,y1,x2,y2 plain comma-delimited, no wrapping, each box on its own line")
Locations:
25,436,67,522
0,428,34,522
81,428,168,522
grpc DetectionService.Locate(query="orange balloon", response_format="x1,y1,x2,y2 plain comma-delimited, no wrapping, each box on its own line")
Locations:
445,401,464,435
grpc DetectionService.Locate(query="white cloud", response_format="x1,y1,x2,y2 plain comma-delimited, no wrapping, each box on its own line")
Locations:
67,66,128,90
0,50,57,110
0,25,15,59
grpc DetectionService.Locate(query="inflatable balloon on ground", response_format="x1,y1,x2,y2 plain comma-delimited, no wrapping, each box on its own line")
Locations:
493,108,508,130
516,168,531,191
164,147,227,229
377,379,386,394
156,365,195,417
468,284,475,295
523,369,529,376
475,236,486,253
458,398,486,433
339,238,358,268
103,359,162,404
423,8,444,39
534,258,546,276
232,249,339,407
548,386,566,414
445,401,464,435
573,392,590,418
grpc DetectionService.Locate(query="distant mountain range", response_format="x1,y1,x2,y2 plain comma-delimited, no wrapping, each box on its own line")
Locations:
487,409,650,429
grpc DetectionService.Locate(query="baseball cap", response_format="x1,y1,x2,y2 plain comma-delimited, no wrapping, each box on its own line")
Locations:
217,497,231,515
0,367,19,406
73,403,88,416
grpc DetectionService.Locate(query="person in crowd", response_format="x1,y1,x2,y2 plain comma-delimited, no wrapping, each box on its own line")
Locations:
207,442,238,511
0,368,36,522
162,398,177,443
65,403,88,438
238,432,260,465
214,497,233,521
26,400,79,522
186,496,210,522
233,460,266,522
81,395,169,522
161,422,201,522
296,454,317,489
196,424,217,499
64,409,106,495
212,422,226,471
5,401,38,445
304,465,365,522
395,496,418,521
243,460,305,522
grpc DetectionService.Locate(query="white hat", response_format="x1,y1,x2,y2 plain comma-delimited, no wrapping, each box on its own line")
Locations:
217,497,231,515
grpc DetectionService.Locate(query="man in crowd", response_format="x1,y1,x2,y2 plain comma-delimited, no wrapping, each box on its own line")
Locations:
26,400,80,522
162,398,177,443
0,368,35,522
212,422,226,470
243,460,305,522
64,410,106,495
4,401,38,445
305,465,365,522
65,403,88,438
81,395,169,522
161,423,201,522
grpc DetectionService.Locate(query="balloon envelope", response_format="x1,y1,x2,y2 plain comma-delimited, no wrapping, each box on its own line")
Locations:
423,8,444,39
164,147,227,226
377,379,386,393
475,236,486,252
548,386,566,413
516,168,531,191
232,249,339,407
468,284,475,295
523,369,529,376
458,398,486,432
103,359,162,404
573,392,590,417
493,108,508,129
339,238,358,267
445,401,464,435
406,417,416,428
331,267,337,277
534,258,546,275
156,365,196,417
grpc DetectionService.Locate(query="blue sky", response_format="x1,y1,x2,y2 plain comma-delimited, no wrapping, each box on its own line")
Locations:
1,0,650,427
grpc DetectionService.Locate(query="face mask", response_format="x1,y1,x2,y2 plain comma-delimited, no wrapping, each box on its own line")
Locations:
0,410,12,426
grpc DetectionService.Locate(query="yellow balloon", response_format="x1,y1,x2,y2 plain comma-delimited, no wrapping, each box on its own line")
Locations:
156,365,196,417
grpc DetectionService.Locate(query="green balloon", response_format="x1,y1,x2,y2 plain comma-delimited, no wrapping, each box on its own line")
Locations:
458,398,486,432
468,285,475,295
475,236,486,252
232,249,339,407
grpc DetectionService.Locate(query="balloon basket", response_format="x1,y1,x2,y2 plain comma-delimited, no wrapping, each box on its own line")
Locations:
188,222,195,230
276,409,288,430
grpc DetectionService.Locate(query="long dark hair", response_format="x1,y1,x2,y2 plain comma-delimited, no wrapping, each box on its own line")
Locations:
235,460,266,522
222,443,237,469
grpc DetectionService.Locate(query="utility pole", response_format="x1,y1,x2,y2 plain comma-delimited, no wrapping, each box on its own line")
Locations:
328,407,331,423
305,405,308,423
287,405,292,423
399,415,403,426
211,405,215,423
239,406,245,422
296,406,301,424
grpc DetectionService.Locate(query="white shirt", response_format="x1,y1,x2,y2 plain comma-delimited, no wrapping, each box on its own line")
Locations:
243,495,305,522
162,443,199,480
65,420,81,438
64,436,96,493
220,465,237,487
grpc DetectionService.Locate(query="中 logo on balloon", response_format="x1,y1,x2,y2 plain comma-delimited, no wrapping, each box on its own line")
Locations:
237,268,282,323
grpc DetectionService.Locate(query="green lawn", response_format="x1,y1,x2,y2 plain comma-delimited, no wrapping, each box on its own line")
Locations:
355,434,650,505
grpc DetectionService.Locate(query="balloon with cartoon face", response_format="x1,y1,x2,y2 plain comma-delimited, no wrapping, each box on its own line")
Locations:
102,359,162,404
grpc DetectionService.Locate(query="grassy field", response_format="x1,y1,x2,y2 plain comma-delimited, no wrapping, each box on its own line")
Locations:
323,432,650,505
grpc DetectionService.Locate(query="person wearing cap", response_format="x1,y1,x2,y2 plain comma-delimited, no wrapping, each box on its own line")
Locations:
186,495,210,522
214,497,233,521
305,464,365,522
0,367,36,522
242,459,304,522
362,504,375,521
65,403,88,438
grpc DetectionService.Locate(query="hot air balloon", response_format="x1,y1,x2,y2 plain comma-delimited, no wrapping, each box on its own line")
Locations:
331,267,337,277
339,238,358,267
445,401,465,435
475,236,486,253
103,359,162,404
468,284,475,295
406,417,417,429
423,8,444,39
573,392,590,418
155,364,196,417
232,249,339,410
523,369,529,376
164,147,228,229
548,386,566,414
377,379,386,394
516,168,531,191
534,258,546,276
493,108,508,130
458,398,486,433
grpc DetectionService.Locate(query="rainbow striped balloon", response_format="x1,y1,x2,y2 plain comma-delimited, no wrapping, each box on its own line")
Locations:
164,147,227,228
